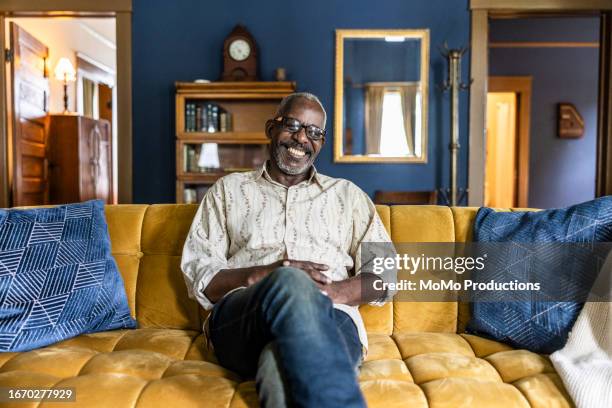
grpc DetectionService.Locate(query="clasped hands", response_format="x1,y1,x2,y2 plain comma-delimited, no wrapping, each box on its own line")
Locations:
246,259,347,304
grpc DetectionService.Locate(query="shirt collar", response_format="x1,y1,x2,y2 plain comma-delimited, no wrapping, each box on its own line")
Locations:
253,161,322,187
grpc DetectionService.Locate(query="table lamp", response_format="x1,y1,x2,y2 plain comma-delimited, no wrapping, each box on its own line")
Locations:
54,57,76,113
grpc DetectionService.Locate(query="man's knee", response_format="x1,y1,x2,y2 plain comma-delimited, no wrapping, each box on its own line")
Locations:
257,266,329,312
266,266,318,292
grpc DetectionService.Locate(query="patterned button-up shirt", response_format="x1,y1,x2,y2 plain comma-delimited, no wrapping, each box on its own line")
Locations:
180,162,393,350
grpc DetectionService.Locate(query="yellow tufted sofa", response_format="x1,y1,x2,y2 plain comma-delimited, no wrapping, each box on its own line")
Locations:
0,204,573,408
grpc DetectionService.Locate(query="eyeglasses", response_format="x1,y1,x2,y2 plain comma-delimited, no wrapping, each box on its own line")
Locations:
272,116,326,141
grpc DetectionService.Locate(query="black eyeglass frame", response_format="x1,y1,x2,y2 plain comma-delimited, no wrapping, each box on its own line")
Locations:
270,116,326,141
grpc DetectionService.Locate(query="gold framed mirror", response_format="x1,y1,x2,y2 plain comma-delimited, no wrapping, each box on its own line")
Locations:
334,29,429,163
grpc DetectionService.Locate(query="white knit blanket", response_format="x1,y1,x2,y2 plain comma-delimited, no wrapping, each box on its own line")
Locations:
550,265,612,408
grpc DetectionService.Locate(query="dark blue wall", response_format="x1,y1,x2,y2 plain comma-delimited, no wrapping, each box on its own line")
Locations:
132,0,470,203
489,17,599,208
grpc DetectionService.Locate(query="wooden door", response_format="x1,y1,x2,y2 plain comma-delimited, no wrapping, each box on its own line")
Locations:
9,23,49,206
98,83,113,125
485,92,518,208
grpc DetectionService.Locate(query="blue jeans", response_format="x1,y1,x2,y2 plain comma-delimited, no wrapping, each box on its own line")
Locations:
209,267,365,408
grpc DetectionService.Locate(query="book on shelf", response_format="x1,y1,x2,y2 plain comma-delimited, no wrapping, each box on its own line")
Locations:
183,185,210,204
184,101,232,133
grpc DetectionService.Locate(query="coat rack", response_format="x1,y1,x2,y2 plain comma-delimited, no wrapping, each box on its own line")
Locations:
439,44,470,206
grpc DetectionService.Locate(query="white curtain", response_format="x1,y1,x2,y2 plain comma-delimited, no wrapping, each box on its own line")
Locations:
399,85,417,155
365,86,385,154
82,78,96,118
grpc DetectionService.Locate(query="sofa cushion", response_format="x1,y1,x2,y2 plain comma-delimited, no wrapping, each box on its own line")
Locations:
0,328,572,407
468,197,612,353
0,200,136,352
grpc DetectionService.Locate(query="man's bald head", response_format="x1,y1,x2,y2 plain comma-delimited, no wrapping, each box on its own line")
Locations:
275,92,327,128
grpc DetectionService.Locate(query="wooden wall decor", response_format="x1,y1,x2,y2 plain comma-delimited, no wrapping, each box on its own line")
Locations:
558,103,584,139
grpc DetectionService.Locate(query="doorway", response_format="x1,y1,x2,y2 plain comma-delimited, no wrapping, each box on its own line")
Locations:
0,0,132,208
485,77,531,208
4,18,117,206
488,17,599,209
468,1,612,207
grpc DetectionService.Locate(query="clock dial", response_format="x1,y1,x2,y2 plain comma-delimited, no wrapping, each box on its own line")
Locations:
229,39,251,62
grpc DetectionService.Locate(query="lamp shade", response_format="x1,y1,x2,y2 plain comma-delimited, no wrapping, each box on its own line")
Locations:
54,57,76,82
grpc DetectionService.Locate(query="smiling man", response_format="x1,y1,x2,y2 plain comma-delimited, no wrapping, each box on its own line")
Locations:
181,92,394,408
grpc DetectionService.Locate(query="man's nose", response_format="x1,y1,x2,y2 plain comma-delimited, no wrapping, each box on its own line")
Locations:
292,127,309,144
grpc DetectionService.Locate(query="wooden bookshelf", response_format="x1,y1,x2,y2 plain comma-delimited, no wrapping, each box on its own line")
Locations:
175,81,295,203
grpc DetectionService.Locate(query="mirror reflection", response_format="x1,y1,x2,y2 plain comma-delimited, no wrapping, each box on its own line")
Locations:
335,30,429,163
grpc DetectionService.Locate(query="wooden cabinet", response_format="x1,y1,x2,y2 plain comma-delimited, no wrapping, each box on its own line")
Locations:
47,114,113,204
175,81,296,203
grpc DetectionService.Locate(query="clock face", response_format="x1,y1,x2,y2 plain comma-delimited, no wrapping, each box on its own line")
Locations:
229,39,251,61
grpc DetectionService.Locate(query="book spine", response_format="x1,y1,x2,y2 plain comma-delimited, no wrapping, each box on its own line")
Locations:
220,112,227,132
195,104,202,132
211,105,219,133
207,104,215,133
183,145,189,172
184,103,191,132
203,103,209,132
189,103,196,132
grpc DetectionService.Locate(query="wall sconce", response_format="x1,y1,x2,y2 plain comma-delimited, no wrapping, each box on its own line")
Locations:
54,57,76,113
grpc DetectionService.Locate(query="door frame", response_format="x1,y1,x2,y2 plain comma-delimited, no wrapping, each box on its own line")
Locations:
468,0,612,206
488,76,532,207
0,0,132,207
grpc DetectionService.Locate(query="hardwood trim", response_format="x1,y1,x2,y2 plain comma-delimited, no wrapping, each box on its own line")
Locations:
471,0,612,10
491,12,601,18
597,12,612,196
0,15,7,208
116,11,131,203
490,41,599,48
176,81,295,94
468,10,489,206
177,132,270,144
178,174,231,184
0,0,131,13
489,76,532,207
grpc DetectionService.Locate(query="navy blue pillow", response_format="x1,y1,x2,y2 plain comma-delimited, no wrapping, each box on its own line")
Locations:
0,200,136,352
467,197,612,354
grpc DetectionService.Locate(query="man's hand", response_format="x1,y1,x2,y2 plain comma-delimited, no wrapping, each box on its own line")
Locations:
205,259,332,303
318,273,386,306
245,259,332,286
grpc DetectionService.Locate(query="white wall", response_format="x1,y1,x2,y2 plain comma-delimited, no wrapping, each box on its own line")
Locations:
6,17,116,114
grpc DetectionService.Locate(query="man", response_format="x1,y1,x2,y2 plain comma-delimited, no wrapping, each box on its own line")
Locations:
181,92,394,408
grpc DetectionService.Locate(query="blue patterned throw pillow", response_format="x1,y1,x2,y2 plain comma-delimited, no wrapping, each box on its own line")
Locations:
0,200,136,352
467,197,612,354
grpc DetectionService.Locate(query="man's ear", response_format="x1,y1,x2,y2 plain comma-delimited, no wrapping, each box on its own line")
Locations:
265,120,274,140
